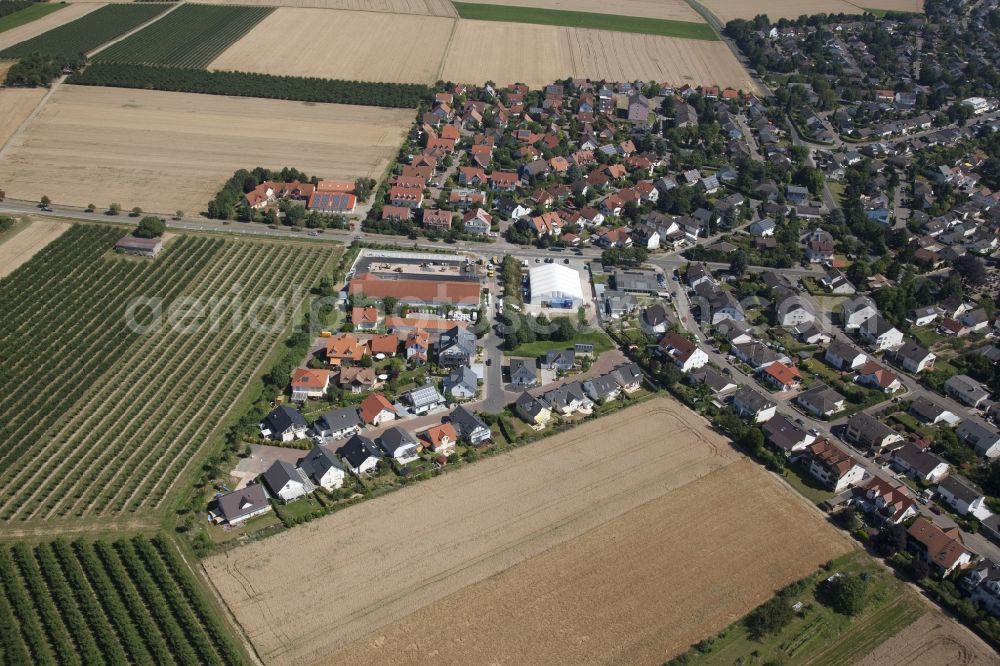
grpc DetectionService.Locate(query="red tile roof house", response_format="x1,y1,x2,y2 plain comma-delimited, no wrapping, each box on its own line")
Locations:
388,186,423,208
458,166,487,186
351,306,379,330
325,333,368,366
907,516,976,577
806,438,865,492
421,422,458,456
405,329,430,364
854,360,903,393
489,171,519,192
290,368,331,402
367,334,399,357
760,361,802,392
359,392,396,426
382,205,412,223
422,209,453,232
857,477,918,525
242,180,315,209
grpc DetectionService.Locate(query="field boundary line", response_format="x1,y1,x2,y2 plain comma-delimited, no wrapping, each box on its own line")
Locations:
434,15,459,83
86,1,184,58
0,74,63,160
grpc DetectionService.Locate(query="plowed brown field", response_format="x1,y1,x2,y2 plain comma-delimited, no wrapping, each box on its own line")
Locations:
854,611,998,665
205,397,852,666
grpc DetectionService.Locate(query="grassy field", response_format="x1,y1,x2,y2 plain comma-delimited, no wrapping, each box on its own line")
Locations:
95,4,274,68
0,534,245,664
510,328,614,357
0,3,168,58
0,225,334,525
679,550,924,665
451,2,719,39
0,2,66,34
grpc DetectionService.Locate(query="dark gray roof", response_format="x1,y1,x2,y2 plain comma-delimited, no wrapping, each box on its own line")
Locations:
847,412,897,444
938,475,984,504
734,385,775,412
611,362,642,386
893,443,947,477
336,434,381,468
689,367,734,394
316,406,360,432
641,303,672,327
439,326,477,356
298,445,342,482
449,405,488,437
762,414,809,452
894,341,932,364
378,427,418,456
515,391,547,419
509,358,537,383
543,381,588,410
797,383,845,413
543,349,575,367
444,365,478,393
264,405,307,434
262,460,303,495
217,485,268,523
584,374,619,399
909,396,953,423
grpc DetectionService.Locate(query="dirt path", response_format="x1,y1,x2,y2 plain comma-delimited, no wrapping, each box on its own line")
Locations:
0,218,71,278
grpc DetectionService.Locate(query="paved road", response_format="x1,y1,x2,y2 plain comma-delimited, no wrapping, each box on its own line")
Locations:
787,118,839,212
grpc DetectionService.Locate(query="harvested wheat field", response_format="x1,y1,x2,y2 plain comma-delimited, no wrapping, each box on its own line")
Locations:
566,28,757,90
0,2,103,51
0,218,71,278
854,611,998,665
210,8,454,83
0,87,45,149
205,397,853,666
0,85,412,215
196,0,458,15
699,0,860,22
439,20,759,91
453,0,703,21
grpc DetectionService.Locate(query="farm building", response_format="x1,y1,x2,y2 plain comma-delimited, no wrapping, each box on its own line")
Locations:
115,235,163,256
528,263,584,308
349,273,480,307
307,191,357,213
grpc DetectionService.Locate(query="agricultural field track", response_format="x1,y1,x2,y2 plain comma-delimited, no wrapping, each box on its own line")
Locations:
0,85,45,150
195,0,458,14
0,218,70,278
212,10,757,91
208,8,455,84
449,0,702,22
0,3,168,58
0,534,244,665
206,397,852,665
0,2,101,52
451,2,718,40
95,4,274,68
855,610,998,665
0,85,413,215
0,225,334,526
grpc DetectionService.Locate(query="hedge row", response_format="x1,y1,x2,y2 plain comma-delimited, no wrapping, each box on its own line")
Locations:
69,63,429,108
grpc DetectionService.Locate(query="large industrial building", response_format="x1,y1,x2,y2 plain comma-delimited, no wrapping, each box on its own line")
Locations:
529,264,585,309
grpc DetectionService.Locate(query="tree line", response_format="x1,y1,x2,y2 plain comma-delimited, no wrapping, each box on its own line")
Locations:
5,52,86,87
68,63,429,108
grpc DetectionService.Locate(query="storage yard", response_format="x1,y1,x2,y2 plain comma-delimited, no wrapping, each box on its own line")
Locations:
205,398,853,665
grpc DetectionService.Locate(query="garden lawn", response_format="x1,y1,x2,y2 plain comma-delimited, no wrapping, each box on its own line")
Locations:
451,2,718,40
682,551,924,665
0,2,66,34
510,329,614,357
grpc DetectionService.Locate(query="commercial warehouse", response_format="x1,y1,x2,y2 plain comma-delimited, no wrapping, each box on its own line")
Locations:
529,263,585,309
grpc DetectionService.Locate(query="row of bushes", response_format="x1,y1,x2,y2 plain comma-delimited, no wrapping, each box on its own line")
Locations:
69,63,430,108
